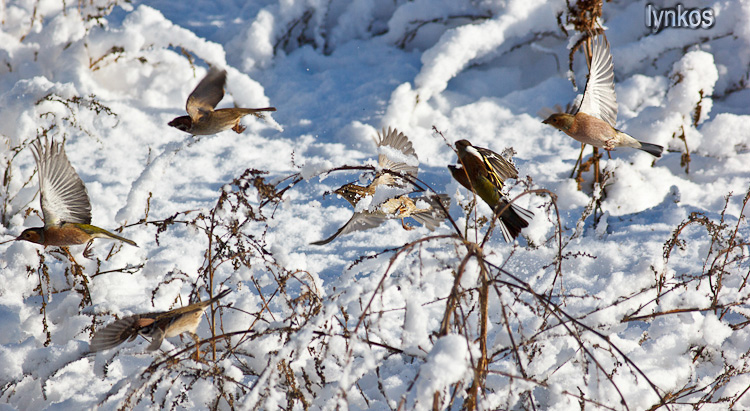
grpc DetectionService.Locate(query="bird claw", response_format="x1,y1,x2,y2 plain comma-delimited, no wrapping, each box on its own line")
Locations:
604,139,616,151
190,333,207,362
232,123,246,134
401,219,414,231
82,241,95,259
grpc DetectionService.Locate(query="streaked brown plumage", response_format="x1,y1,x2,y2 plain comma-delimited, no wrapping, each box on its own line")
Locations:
542,35,662,157
312,127,450,245
16,138,137,249
168,68,276,135
89,289,231,353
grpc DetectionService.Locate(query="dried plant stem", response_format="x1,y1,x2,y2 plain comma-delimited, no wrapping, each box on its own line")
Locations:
464,260,490,411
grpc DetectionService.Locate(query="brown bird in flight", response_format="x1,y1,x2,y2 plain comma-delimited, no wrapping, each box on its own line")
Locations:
168,68,276,135
89,289,231,353
312,127,450,245
15,138,137,253
542,34,663,157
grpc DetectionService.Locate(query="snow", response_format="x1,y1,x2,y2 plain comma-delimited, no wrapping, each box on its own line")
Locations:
1,0,750,409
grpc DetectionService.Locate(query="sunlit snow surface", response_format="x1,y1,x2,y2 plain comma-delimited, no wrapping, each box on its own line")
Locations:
1,0,750,409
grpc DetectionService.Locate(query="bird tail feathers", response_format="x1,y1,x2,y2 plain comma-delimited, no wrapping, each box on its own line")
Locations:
208,289,232,305
494,200,534,243
96,229,138,247
237,107,276,115
637,141,663,157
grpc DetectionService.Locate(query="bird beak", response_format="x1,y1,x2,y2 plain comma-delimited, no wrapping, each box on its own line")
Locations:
542,118,550,124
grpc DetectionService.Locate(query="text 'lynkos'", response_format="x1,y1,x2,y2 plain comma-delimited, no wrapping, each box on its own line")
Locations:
645,3,715,32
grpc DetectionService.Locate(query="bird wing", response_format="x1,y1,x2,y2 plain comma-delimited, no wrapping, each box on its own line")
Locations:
409,194,451,231
375,127,419,185
89,315,142,352
474,146,518,189
32,139,92,227
146,326,166,351
577,35,618,128
311,212,386,245
186,68,227,121
448,165,473,192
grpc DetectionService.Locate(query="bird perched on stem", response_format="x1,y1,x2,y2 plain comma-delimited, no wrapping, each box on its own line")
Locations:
312,127,450,245
89,289,231,353
168,68,276,135
542,34,663,157
15,138,137,255
448,139,533,242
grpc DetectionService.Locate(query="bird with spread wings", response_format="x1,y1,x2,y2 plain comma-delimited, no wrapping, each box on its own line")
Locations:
543,34,663,157
312,127,450,245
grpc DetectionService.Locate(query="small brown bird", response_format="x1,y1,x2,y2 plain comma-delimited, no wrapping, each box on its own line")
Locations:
542,35,663,157
16,138,137,252
312,127,450,245
89,289,231,353
448,139,533,242
168,68,276,135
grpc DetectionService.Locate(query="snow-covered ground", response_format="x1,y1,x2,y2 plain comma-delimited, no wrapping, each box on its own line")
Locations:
1,0,750,409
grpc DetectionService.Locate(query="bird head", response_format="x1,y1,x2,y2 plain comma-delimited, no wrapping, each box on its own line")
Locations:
542,113,574,132
168,116,193,132
16,227,44,244
334,183,367,205
454,139,472,157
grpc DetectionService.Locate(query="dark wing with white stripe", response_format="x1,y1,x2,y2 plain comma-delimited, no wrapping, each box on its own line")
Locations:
474,146,518,190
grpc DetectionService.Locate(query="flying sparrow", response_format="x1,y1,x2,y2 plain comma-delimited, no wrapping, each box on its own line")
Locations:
542,34,663,157
448,139,534,242
168,68,276,135
312,127,450,245
16,138,137,252
89,289,231,353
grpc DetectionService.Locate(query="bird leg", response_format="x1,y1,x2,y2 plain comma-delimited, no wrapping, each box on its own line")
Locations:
189,332,205,362
604,139,616,151
232,123,246,134
82,240,95,259
401,218,414,231
593,147,601,187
